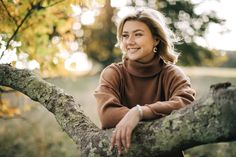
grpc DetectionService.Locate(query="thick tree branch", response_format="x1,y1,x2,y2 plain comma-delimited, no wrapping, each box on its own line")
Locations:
0,64,236,157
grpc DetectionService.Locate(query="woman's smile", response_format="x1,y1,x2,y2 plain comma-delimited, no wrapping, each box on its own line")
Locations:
128,48,141,54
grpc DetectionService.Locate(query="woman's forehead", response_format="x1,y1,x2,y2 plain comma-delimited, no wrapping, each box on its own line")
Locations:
122,20,151,32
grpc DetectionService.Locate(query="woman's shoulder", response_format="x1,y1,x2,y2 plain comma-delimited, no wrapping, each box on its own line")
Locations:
100,62,124,82
162,63,187,78
102,62,123,75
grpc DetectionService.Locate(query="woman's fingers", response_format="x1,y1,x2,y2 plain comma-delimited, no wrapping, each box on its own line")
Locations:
110,127,133,154
110,130,116,151
121,127,127,152
110,108,140,154
126,127,132,149
110,128,127,155
115,128,122,155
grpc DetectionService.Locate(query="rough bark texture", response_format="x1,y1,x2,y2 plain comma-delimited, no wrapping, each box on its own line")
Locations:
1,64,236,157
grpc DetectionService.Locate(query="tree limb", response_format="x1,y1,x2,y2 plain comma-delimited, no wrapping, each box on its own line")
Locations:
0,64,236,157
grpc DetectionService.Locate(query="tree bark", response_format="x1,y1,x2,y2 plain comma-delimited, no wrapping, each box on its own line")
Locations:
1,64,236,157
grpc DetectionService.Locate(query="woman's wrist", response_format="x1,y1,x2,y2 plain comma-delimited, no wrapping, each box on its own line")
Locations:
141,105,156,120
135,105,156,120
136,104,143,120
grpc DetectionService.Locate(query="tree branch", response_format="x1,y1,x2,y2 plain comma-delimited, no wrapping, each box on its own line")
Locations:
45,0,65,8
0,0,53,60
0,2,38,59
0,64,236,156
0,0,18,25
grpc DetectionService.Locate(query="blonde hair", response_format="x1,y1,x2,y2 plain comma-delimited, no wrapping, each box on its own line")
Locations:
116,7,179,64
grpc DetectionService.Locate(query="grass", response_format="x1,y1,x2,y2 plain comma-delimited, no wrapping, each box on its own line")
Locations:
0,118,79,157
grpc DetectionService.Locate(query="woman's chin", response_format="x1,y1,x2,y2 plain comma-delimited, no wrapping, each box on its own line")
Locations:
127,55,139,61
128,57,138,62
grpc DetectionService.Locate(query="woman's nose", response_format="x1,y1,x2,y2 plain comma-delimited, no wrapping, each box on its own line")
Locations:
127,35,135,44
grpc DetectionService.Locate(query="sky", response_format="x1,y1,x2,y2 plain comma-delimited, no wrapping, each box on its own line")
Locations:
193,0,236,51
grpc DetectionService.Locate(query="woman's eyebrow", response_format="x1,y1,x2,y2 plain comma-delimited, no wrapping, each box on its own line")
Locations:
122,29,144,33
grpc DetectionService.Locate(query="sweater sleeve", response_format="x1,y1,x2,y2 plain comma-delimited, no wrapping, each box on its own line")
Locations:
146,65,196,116
94,65,129,129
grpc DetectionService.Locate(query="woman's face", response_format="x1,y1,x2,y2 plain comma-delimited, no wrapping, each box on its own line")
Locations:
120,20,159,63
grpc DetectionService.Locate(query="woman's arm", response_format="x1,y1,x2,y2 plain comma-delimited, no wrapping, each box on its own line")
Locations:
95,65,144,154
94,65,129,129
143,65,196,119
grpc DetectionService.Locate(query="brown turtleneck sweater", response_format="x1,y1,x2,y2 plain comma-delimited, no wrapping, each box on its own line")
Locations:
94,55,195,129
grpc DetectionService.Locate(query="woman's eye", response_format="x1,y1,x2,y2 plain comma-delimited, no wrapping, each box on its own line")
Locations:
122,34,129,38
135,33,143,36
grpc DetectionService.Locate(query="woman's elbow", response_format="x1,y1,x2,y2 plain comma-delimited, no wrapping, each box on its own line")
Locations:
100,117,116,129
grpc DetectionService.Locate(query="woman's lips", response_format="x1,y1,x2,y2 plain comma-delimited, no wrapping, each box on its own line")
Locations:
128,48,140,53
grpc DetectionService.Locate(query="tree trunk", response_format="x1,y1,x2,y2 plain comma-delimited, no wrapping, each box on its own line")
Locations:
1,64,236,157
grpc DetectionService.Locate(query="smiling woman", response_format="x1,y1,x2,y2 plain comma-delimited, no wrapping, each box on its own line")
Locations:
94,7,196,156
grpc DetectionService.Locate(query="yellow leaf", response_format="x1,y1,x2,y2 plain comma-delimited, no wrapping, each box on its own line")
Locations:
0,100,10,112
14,108,21,115
1,104,9,112
6,107,21,117
0,111,3,117
0,99,10,106
0,99,21,117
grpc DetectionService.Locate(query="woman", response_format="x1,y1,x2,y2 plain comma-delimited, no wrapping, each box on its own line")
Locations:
94,7,195,156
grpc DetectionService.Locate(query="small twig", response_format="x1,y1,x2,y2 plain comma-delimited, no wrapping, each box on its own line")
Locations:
0,0,18,25
0,1,44,60
45,0,65,8
0,0,64,60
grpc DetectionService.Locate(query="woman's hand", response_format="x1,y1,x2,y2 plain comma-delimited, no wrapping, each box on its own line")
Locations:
110,106,141,155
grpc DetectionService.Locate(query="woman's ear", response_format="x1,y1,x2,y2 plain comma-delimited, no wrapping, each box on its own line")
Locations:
155,38,160,46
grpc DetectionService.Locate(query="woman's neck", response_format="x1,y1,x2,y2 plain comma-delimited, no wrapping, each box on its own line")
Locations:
123,55,164,77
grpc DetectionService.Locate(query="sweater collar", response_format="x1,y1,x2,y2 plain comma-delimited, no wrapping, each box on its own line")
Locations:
123,55,163,77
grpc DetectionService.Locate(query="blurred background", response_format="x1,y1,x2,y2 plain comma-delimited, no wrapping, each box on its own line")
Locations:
0,0,236,156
